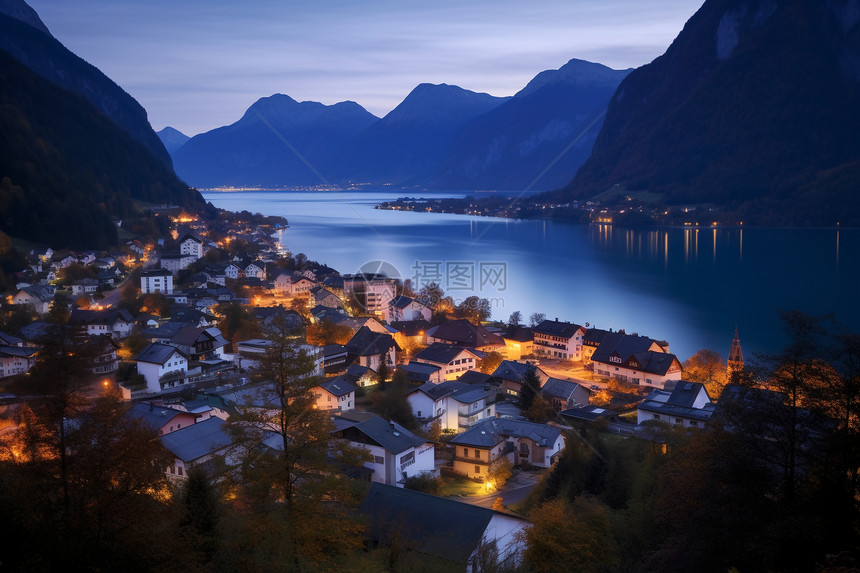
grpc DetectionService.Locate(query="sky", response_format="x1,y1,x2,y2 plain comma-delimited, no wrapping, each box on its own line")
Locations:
28,0,703,136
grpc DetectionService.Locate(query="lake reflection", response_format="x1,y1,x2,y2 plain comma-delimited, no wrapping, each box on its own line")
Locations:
203,191,860,361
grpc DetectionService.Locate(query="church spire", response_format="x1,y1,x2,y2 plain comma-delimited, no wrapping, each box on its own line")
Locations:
727,326,744,381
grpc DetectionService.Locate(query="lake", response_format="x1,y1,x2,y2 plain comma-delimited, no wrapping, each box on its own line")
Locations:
202,190,860,362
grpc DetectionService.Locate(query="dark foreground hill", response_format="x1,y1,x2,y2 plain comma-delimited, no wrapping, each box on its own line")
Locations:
559,0,860,226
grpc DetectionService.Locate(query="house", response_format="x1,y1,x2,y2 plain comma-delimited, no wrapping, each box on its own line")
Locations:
311,286,342,309
0,344,38,378
591,332,681,389
581,327,612,365
244,261,266,280
135,342,192,394
532,319,586,361
501,326,534,360
168,326,228,361
70,278,100,296
399,361,443,385
559,405,621,428
179,233,204,259
345,326,398,372
450,418,565,480
274,273,315,296
223,263,241,280
84,335,120,377
491,360,549,397
389,319,431,349
312,375,357,411
386,295,432,323
12,285,54,315
14,321,53,346
140,269,174,295
360,483,527,572
124,402,197,436
407,380,497,432
414,343,483,381
426,319,506,353
159,253,197,273
331,412,435,486
540,377,590,410
159,417,233,479
68,308,134,339
637,381,715,428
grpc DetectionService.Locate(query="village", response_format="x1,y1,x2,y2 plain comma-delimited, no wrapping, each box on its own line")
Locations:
1,206,755,569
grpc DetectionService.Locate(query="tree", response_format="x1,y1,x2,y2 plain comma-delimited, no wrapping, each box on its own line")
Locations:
507,311,522,326
487,456,513,489
176,467,222,567
305,319,353,346
478,351,504,374
518,363,541,411
456,296,492,323
529,312,546,327
524,395,555,423
683,348,727,398
370,369,418,431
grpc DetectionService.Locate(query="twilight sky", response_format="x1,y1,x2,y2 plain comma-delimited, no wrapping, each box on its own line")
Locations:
29,0,702,136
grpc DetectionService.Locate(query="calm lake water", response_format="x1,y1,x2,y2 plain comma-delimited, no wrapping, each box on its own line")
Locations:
202,190,860,362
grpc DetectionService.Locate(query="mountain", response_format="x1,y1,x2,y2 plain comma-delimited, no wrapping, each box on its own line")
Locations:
333,83,509,185
0,45,205,250
0,3,172,166
433,59,631,191
157,126,191,154
559,0,860,226
172,94,379,188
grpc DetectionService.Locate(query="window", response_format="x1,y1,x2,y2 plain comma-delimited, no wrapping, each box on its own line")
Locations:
474,449,480,459
417,411,422,417
475,465,481,474
653,414,661,420
463,448,469,457
177,466,183,476
374,456,384,464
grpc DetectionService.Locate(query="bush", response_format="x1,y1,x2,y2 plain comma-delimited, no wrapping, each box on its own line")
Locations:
403,474,441,495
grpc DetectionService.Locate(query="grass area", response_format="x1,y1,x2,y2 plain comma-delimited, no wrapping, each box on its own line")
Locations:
438,476,485,498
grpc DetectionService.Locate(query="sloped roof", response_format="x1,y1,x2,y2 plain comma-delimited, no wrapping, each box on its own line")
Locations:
0,331,22,346
582,327,612,346
541,377,587,401
415,342,481,365
667,381,710,407
135,342,187,365
318,376,357,397
630,351,680,376
560,405,617,422
337,415,427,455
346,326,397,356
532,319,584,339
400,361,442,383
390,319,431,337
125,402,188,432
491,360,539,382
502,325,534,343
457,370,492,385
389,295,417,309
426,319,504,348
450,417,562,449
591,332,662,365
159,418,232,463
360,483,525,565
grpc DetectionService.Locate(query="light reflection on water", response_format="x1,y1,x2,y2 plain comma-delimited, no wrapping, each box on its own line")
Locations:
203,190,859,361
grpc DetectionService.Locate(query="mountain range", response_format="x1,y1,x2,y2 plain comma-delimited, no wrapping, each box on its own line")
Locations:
168,60,630,191
0,1,205,249
556,0,860,226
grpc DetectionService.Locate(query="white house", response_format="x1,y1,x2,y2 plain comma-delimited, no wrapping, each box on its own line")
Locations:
332,412,436,487
135,342,191,394
312,375,357,411
159,417,233,480
179,234,204,259
342,274,398,316
385,295,432,323
0,345,38,378
532,319,586,361
414,343,483,381
637,381,715,428
12,285,54,315
140,269,174,295
407,380,497,433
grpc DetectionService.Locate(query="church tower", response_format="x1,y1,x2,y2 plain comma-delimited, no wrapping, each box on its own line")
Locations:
727,326,744,382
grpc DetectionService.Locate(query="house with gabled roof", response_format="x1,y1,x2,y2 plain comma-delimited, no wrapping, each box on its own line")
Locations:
581,327,612,365
501,325,534,360
450,418,565,480
124,402,197,436
426,319,505,353
331,412,435,486
490,360,549,397
532,319,586,361
168,326,228,361
12,285,54,315
311,286,342,309
540,377,590,411
312,375,357,411
345,326,398,372
399,361,443,385
70,278,100,296
135,342,192,394
591,331,681,389
389,319,431,349
407,380,497,433
360,483,527,572
159,417,233,480
68,308,134,339
0,343,38,378
385,295,432,323
178,233,204,259
414,343,483,381
637,381,715,428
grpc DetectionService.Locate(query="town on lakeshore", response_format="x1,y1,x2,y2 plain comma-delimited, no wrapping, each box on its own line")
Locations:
3,202,855,571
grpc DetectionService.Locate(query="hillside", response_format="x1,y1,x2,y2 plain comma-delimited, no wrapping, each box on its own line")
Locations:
0,47,204,249
558,0,860,226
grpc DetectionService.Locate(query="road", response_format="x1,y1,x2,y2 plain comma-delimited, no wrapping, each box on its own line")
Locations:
459,469,542,510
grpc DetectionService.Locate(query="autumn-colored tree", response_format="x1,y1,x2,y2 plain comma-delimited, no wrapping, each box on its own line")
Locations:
478,351,504,374
305,319,353,345
487,456,513,489
524,394,555,423
683,348,727,398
